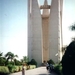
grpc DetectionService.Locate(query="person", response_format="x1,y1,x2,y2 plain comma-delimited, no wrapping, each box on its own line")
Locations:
22,63,26,75
46,61,49,70
50,64,54,72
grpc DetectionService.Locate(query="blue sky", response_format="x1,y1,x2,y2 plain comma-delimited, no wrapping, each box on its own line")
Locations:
62,0,75,45
0,0,27,59
0,0,75,60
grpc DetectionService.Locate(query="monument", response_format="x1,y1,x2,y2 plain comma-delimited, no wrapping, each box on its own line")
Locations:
28,0,63,66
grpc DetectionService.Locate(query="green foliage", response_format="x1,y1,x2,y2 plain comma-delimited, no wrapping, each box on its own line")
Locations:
29,65,36,69
0,52,6,66
0,66,9,73
14,59,22,65
7,64,22,73
5,52,14,62
9,61,14,65
7,65,17,72
21,56,29,63
29,59,37,66
10,66,16,73
7,64,14,73
0,52,3,57
5,61,14,66
13,66,22,72
12,66,19,72
70,23,75,31
5,52,18,63
54,64,62,75
19,66,22,71
62,41,75,75
0,57,6,66
48,59,55,64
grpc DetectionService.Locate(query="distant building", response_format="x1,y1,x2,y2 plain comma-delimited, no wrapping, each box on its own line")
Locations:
28,0,63,66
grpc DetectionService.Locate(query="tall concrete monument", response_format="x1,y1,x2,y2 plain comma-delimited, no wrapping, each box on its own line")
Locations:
28,0,63,66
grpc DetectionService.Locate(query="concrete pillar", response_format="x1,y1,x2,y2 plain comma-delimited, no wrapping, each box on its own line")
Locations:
49,0,61,63
28,0,33,61
42,0,50,62
31,0,43,66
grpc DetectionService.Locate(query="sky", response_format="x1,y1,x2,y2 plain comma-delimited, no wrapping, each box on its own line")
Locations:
0,0,27,60
0,0,75,60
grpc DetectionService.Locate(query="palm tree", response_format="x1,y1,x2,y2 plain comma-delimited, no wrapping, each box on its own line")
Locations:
5,52,14,62
13,55,18,65
5,52,18,62
13,55,18,60
5,52,18,65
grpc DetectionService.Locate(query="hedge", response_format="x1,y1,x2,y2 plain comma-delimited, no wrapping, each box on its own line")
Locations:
13,66,22,72
0,66,9,75
7,65,22,73
29,65,36,69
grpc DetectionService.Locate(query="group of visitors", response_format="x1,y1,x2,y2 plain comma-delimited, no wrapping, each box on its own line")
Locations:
46,61,54,72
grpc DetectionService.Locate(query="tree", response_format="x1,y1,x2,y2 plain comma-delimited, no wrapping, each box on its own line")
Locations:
0,57,6,66
13,54,18,62
61,41,75,75
70,23,75,31
23,56,29,63
0,51,3,57
20,59,23,63
70,23,75,42
5,52,18,65
0,52,6,66
14,59,21,65
13,55,18,65
5,52,14,62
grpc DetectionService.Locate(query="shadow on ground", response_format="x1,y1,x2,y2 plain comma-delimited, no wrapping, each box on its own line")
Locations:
39,74,50,75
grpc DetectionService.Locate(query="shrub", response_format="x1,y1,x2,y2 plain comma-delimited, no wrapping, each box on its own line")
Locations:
0,66,9,75
13,66,19,72
19,66,22,71
12,66,23,72
28,59,37,66
29,65,36,69
7,64,23,73
48,59,55,64
54,64,62,75
27,61,31,65
7,64,15,73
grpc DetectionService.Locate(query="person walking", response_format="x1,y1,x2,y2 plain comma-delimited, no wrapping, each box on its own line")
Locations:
22,63,26,75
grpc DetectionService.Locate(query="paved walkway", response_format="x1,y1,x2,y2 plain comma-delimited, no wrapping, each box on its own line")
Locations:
10,67,57,75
